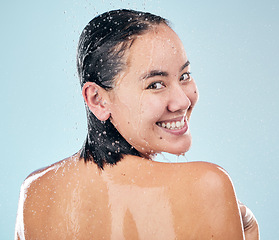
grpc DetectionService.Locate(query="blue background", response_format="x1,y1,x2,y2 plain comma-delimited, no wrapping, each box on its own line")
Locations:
1,0,278,239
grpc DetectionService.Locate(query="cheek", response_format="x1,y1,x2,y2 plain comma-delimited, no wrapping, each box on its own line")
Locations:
118,97,146,130
139,96,166,122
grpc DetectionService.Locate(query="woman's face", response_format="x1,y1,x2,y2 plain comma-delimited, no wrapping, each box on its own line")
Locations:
108,24,199,158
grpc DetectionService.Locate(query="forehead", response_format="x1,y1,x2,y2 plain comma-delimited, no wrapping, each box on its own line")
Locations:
125,25,187,70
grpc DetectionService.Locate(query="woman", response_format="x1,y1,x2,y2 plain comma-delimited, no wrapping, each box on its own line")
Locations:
15,9,259,239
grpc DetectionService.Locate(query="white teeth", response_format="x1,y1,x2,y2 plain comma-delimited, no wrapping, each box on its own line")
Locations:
157,118,186,130
176,121,181,128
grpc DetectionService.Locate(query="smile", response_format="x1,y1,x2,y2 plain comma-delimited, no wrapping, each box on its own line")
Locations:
156,117,186,130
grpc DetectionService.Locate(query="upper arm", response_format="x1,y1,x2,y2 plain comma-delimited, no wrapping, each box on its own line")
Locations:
195,163,244,239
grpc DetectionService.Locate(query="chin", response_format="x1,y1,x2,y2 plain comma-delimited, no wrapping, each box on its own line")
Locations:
167,146,191,155
163,137,192,155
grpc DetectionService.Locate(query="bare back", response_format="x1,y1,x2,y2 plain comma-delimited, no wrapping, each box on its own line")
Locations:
15,154,244,240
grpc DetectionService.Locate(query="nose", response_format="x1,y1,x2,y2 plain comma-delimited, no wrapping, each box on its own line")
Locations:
167,84,191,113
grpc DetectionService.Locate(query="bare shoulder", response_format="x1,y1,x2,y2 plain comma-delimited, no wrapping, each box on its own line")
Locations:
15,154,86,239
183,161,236,191
105,157,245,239
162,161,238,193
168,161,245,239
20,154,79,196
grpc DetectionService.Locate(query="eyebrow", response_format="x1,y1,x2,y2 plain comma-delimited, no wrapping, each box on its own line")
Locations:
141,70,168,80
141,60,190,80
180,60,190,72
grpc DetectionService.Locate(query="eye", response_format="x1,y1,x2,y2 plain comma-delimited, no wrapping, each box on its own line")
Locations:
147,81,165,90
180,72,191,82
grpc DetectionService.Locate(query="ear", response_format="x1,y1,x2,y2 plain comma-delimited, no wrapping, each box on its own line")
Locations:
82,82,111,121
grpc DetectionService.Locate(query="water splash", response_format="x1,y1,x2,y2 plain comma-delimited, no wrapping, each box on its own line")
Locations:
154,152,188,163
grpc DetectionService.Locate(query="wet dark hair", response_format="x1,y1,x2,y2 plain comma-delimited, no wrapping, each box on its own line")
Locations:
77,9,169,169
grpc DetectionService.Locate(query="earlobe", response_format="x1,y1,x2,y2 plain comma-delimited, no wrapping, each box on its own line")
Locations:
82,82,111,121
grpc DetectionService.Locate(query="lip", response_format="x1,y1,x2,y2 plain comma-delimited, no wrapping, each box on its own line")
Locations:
156,116,188,136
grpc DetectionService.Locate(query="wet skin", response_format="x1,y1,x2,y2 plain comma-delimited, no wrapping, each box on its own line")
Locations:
15,25,248,239
106,24,198,157
16,154,244,240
